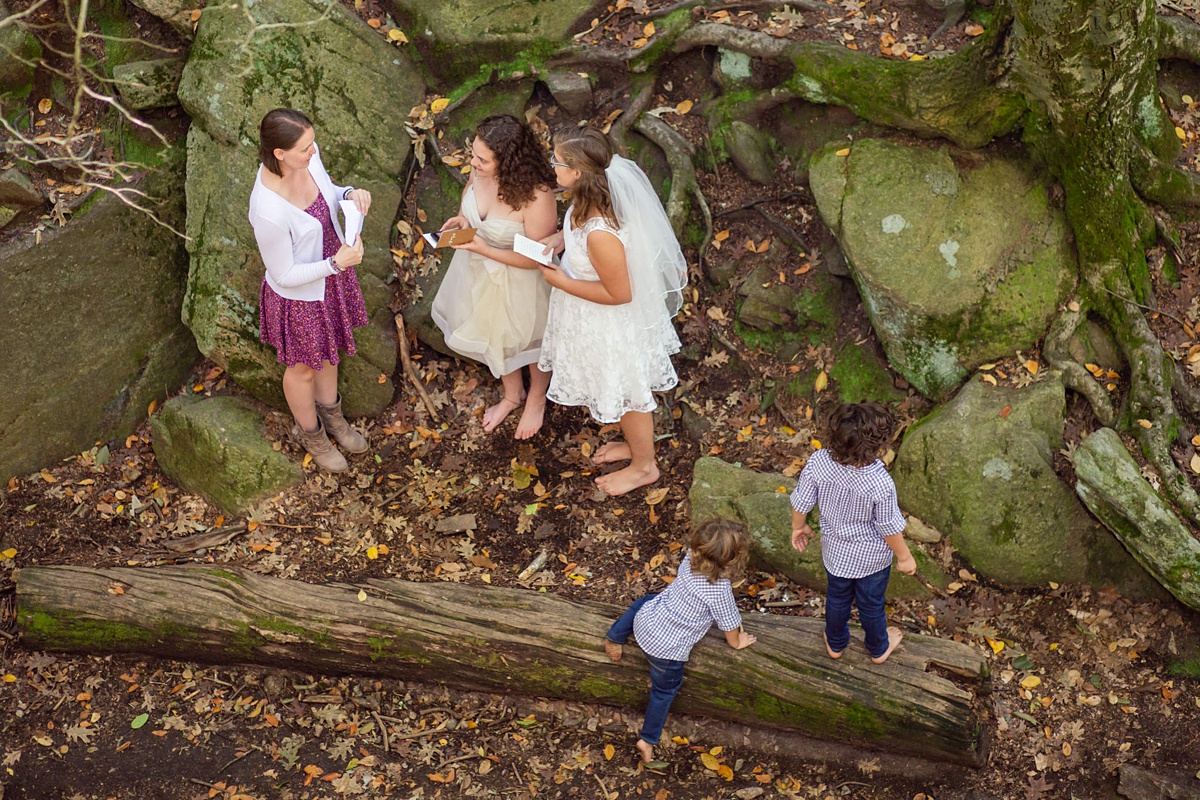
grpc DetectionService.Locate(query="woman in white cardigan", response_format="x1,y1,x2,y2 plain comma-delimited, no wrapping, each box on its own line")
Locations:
249,108,372,472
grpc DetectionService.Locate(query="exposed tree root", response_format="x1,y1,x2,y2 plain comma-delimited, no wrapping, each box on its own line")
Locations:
1043,307,1116,427
1131,144,1200,217
608,82,655,155
672,21,1023,148
633,112,713,249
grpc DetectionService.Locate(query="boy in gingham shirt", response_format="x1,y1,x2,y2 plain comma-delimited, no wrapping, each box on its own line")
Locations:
604,518,756,765
791,402,916,663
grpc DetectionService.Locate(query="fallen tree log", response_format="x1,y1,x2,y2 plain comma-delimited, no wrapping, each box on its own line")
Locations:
15,565,989,765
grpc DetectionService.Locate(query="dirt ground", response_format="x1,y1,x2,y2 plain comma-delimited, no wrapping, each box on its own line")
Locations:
6,0,1200,798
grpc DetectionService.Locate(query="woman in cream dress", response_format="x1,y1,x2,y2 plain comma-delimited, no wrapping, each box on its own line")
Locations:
431,115,558,439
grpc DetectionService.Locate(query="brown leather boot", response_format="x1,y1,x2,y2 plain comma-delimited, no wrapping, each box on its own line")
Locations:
315,393,368,454
290,419,348,473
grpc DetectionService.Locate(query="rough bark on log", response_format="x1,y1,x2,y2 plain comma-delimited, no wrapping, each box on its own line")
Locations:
15,565,989,765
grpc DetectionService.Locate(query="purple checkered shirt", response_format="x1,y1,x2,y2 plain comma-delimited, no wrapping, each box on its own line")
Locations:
632,552,742,662
790,448,907,579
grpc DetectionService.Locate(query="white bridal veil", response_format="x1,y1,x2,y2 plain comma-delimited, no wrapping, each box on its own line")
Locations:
605,154,688,328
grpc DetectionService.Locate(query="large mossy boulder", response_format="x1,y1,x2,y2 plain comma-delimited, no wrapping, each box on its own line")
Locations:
893,376,1164,598
391,0,596,85
151,395,303,515
1073,428,1198,611
689,457,944,598
177,0,425,418
809,138,1076,400
0,155,199,484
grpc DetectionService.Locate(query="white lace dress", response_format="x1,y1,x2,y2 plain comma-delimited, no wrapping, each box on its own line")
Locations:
538,212,681,424
430,184,550,378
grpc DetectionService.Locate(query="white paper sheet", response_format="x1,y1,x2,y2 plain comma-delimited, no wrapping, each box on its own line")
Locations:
422,232,440,249
514,233,576,278
339,200,364,247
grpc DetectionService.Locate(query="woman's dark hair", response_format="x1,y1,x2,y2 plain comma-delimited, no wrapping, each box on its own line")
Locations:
259,108,313,176
826,402,894,467
689,518,749,584
475,115,556,210
553,126,616,229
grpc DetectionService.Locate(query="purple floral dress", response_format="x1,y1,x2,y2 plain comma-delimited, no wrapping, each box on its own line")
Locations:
259,193,370,369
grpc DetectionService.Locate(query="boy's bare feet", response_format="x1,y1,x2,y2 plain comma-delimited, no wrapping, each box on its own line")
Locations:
604,640,623,662
593,441,632,464
870,627,904,664
482,394,524,433
636,739,654,764
823,632,843,660
514,395,545,440
595,463,660,497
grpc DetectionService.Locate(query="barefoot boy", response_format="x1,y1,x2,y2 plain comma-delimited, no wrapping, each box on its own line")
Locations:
791,402,916,664
604,518,756,765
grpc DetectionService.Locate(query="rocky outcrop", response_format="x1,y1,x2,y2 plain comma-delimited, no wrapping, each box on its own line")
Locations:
894,376,1166,598
809,138,1076,400
0,156,198,484
1073,427,1199,611
151,395,303,514
177,0,425,418
113,57,185,110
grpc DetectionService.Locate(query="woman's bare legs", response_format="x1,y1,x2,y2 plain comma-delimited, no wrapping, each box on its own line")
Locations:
284,360,337,431
483,370,526,433
283,363,317,431
595,410,659,496
515,365,550,440
313,360,338,406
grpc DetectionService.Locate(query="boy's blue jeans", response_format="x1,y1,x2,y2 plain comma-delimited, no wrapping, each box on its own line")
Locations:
606,594,687,746
824,565,891,659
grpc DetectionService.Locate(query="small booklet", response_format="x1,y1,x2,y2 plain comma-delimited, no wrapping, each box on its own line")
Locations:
422,227,477,249
339,200,364,247
514,232,577,279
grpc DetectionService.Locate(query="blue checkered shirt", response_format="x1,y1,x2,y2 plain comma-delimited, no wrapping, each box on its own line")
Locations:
790,448,907,579
632,552,742,662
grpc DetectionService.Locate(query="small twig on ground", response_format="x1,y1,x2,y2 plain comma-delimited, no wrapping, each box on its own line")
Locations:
260,521,313,531
373,711,390,753
763,599,809,608
394,314,442,423
436,752,484,771
1096,284,1190,329
218,745,259,773
518,550,551,582
713,190,809,219
188,778,221,790
594,773,614,800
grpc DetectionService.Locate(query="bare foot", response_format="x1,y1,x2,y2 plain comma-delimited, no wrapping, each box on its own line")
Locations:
823,632,843,660
604,640,623,662
870,627,904,664
482,394,524,433
514,396,545,440
635,739,654,765
595,463,660,497
593,441,632,464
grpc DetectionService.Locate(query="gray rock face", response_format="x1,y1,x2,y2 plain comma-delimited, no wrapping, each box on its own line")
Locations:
544,71,592,116
1073,427,1199,611
0,0,38,92
0,168,43,210
177,0,425,418
809,138,1076,400
894,376,1165,597
113,58,185,110
125,0,203,38
689,457,943,598
391,0,597,84
0,157,199,484
726,120,775,184
151,395,303,514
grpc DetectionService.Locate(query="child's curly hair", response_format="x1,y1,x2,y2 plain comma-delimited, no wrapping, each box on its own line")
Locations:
688,518,749,584
474,115,556,210
825,402,894,467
